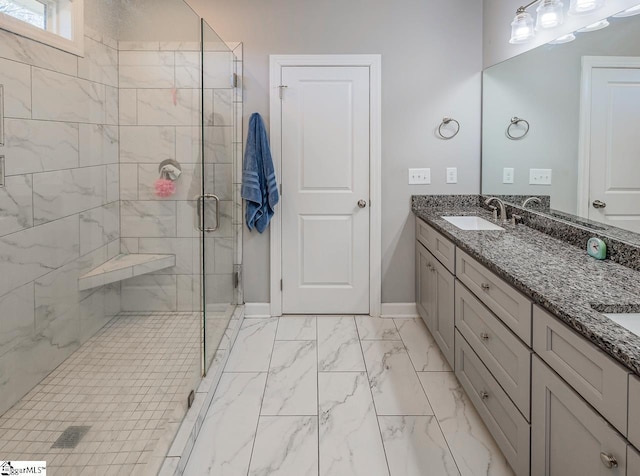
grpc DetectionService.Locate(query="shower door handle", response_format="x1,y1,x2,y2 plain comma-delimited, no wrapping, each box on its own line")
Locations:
197,194,220,232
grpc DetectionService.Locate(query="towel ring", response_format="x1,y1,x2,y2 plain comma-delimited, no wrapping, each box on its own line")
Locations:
437,117,460,140
507,117,530,140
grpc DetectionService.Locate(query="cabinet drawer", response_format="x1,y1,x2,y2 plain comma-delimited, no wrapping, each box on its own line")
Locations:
532,356,627,476
628,375,640,449
415,217,455,274
532,305,629,436
456,249,532,344
455,281,532,419
455,331,530,476
629,446,640,476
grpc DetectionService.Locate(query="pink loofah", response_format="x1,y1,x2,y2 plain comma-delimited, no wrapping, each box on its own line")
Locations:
154,179,176,197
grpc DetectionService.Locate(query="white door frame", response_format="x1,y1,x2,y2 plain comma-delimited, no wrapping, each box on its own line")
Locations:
577,55,640,217
269,54,382,317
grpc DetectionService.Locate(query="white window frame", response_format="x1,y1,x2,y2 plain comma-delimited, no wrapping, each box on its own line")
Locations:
0,0,84,56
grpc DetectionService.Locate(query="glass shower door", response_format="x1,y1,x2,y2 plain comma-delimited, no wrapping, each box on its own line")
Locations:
201,20,238,372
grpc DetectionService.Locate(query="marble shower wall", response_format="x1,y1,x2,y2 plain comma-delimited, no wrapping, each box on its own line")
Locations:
0,27,121,415
118,42,242,312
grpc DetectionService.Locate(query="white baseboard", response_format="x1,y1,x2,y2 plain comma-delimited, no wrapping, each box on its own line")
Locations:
380,303,419,319
244,302,272,318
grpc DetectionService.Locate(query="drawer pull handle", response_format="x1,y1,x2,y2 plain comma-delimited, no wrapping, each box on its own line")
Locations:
480,391,489,400
600,453,618,469
481,283,490,291
480,332,490,341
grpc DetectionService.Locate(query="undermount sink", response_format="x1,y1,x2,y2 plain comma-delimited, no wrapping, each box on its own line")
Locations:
442,216,504,231
604,313,640,337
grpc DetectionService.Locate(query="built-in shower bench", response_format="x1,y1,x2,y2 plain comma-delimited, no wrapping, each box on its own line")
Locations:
78,254,176,291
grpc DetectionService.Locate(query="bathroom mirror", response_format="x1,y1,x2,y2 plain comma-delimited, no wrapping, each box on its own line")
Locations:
481,9,640,236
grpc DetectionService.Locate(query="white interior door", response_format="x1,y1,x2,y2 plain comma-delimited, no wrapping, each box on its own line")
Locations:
588,66,640,231
280,66,370,314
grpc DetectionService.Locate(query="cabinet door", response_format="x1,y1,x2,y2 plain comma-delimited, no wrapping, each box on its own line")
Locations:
431,253,455,368
416,241,434,329
628,446,640,476
532,356,627,476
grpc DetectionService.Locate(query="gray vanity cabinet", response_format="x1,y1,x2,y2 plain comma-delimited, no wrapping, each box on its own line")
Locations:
416,240,455,367
532,356,627,476
628,446,640,476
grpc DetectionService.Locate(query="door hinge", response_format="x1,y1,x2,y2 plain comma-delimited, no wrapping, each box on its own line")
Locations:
233,271,239,289
280,279,283,291
279,183,282,196
231,73,239,88
279,85,288,99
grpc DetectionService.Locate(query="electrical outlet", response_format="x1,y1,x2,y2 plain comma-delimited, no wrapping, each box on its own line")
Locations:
529,168,552,185
409,168,431,185
446,167,458,184
503,168,514,184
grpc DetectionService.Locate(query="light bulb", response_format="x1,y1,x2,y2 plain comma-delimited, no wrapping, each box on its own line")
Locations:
612,4,640,17
537,0,565,29
569,0,606,15
510,11,536,43
577,19,610,31
549,32,576,44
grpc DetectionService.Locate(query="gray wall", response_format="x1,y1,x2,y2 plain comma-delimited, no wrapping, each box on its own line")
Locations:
483,0,640,67
186,0,484,304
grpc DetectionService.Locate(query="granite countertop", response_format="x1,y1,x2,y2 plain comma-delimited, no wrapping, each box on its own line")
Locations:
412,203,640,376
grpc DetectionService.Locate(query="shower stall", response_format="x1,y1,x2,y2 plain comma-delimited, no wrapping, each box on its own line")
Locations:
0,0,242,473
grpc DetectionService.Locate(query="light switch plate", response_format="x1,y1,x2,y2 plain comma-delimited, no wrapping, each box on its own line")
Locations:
503,168,514,184
529,168,552,185
409,168,431,185
446,167,458,184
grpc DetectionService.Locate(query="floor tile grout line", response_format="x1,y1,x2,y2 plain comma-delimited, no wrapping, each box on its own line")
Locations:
354,315,393,476
245,317,280,476
316,315,321,476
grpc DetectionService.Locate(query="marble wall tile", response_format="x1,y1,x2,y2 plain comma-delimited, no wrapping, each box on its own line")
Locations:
119,51,175,89
176,201,200,238
119,41,160,51
317,316,366,372
361,340,433,416
33,166,106,224
175,126,203,164
262,341,318,416
138,163,211,201
214,164,233,200
138,238,194,274
203,52,234,89
177,274,200,312
160,42,200,52
119,89,137,125
0,215,79,297
78,37,118,87
120,237,139,254
205,126,233,164
105,85,119,126
137,89,200,127
121,274,177,312
32,68,106,124
378,416,458,476
121,201,177,238
106,164,120,203
318,372,389,476
175,52,201,89
0,174,33,237
80,203,119,256
0,58,31,118
248,416,318,476
78,285,111,341
213,238,234,275
119,163,139,200
0,28,77,76
79,124,119,167
0,282,35,356
205,273,235,306
120,126,175,163
34,257,81,332
3,119,79,175
213,89,233,126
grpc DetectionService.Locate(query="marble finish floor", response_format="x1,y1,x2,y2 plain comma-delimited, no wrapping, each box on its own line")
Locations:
185,315,515,476
0,312,206,476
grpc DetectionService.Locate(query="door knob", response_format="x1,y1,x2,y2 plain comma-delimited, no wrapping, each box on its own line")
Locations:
599,452,618,469
357,200,367,209
592,200,607,209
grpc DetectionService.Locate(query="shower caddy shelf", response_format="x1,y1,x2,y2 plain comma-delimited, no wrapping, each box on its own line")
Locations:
78,253,176,291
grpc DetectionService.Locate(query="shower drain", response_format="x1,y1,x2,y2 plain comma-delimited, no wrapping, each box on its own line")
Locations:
51,426,91,449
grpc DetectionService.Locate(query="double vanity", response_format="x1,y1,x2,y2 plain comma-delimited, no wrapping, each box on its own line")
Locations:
413,195,640,476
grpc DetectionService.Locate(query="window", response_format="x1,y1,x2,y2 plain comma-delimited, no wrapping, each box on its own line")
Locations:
0,0,84,56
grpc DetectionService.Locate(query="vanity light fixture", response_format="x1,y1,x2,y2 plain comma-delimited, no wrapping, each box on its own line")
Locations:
577,18,610,31
549,32,577,43
510,0,565,44
569,0,606,14
612,3,640,17
510,6,536,43
537,0,565,29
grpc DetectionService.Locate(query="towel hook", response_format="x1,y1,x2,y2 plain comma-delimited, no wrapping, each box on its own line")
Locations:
507,117,530,140
437,117,460,140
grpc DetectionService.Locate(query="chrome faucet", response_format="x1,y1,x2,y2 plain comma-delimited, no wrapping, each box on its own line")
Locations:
484,197,507,222
522,197,542,208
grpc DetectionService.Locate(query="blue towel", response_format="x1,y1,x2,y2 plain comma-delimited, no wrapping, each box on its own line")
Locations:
241,113,279,233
